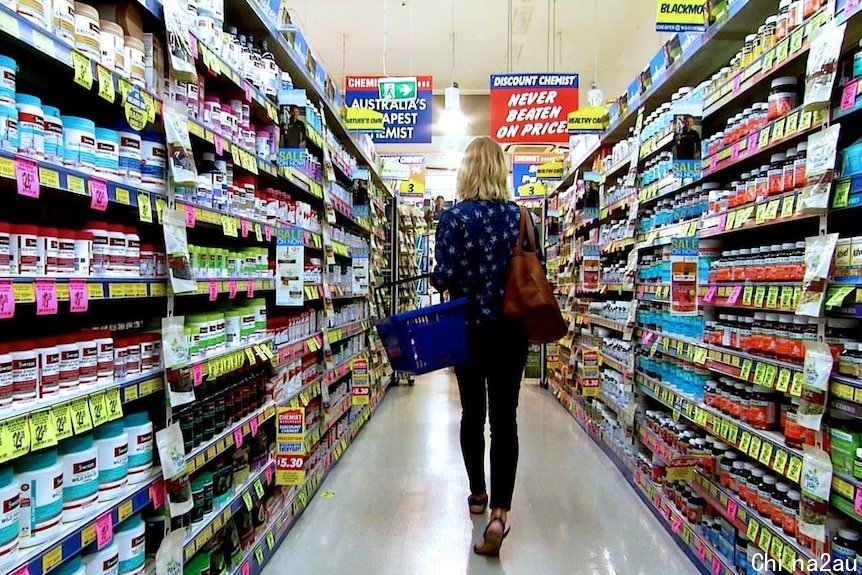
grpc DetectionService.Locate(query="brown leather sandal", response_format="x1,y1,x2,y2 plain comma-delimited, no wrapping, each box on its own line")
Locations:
467,493,488,514
473,516,510,556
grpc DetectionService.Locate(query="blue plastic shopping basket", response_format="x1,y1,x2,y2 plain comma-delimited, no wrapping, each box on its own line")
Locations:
374,274,469,375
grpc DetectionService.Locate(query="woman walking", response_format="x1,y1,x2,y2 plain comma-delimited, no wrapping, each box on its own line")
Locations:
431,136,538,557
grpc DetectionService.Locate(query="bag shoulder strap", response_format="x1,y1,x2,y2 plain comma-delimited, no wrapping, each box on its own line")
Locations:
517,204,536,253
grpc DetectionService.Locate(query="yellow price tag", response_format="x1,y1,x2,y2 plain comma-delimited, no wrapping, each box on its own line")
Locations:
754,286,766,307
28,410,57,450
71,49,93,89
743,285,754,306
89,392,109,426
790,372,804,397
42,546,63,573
770,537,784,561
106,388,123,421
255,546,264,565
3,416,30,461
781,546,797,572
70,397,93,432
739,359,753,381
67,175,85,194
776,369,791,392
747,519,760,541
266,531,275,550
137,192,153,223
772,449,788,474
771,118,786,142
758,527,772,552
798,110,813,131
758,128,771,149
96,64,115,102
787,456,803,484
52,403,73,441
115,188,131,205
749,436,762,458
39,167,60,188
759,441,774,466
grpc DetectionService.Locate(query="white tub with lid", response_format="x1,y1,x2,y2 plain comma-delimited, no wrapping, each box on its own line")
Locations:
73,2,100,60
0,465,19,560
15,93,44,160
58,433,98,521
99,19,124,73
15,449,63,547
115,513,145,575
83,539,119,575
52,0,75,43
94,420,128,501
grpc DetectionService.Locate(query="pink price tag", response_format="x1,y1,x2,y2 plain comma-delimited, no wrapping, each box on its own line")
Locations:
246,280,254,298
727,285,743,306
711,556,721,575
704,286,717,303
35,280,58,315
726,499,738,520
15,157,40,198
10,566,29,575
241,561,250,575
241,219,249,238
189,34,199,59
849,0,861,12
733,74,742,94
192,363,203,386
95,512,113,549
671,516,682,534
89,178,108,210
697,542,707,560
718,212,728,231
0,280,14,319
855,487,862,516
208,280,218,302
278,348,286,364
731,142,740,162
69,280,88,313
149,478,165,509
264,226,272,242
841,80,859,113
233,427,244,448
229,279,237,299
747,133,758,154
184,204,196,228
242,80,252,102
214,134,223,156
250,417,259,436
265,465,273,484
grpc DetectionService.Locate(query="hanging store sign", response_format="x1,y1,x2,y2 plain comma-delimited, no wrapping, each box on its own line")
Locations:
655,0,707,33
344,75,433,143
512,153,565,190
343,108,385,132
276,406,306,486
382,155,426,199
670,236,699,315
276,228,304,307
567,106,608,134
489,74,579,143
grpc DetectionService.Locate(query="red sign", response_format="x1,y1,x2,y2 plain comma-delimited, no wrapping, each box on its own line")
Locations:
489,74,579,144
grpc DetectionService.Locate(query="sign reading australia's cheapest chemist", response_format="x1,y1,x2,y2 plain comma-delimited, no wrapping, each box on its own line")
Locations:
344,75,433,144
489,74,578,144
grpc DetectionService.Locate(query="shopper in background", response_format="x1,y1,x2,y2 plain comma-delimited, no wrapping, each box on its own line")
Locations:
425,195,447,224
431,136,538,557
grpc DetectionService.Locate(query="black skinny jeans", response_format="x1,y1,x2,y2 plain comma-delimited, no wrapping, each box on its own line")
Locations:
454,319,528,511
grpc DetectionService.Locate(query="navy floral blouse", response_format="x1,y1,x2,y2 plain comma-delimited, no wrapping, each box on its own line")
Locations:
432,200,542,326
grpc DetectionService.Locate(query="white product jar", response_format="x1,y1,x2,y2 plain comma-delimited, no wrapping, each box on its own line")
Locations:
73,2,101,60
10,224,38,275
58,433,98,521
0,465,19,561
94,420,128,501
16,0,49,29
52,0,75,43
10,341,38,402
77,334,98,386
123,227,139,276
95,330,113,383
0,344,12,406
0,103,17,153
74,230,93,276
83,539,119,575
106,223,126,276
124,36,145,87
115,513,145,575
115,126,142,185
99,20,124,73
36,336,60,397
57,334,80,391
42,105,63,164
83,222,108,275
94,127,120,178
15,449,64,548
0,55,16,106
123,412,152,484
15,93,44,160
61,115,96,172
140,131,166,191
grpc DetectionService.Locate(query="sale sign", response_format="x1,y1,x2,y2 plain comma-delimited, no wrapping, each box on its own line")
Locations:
489,74,579,144
276,406,307,486
381,154,426,200
344,75,433,144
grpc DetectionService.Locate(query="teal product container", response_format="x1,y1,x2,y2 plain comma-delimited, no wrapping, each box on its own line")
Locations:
61,115,97,171
58,433,99,521
115,513,146,575
15,93,44,159
0,103,17,153
43,105,63,163
123,411,153,484
0,55,16,107
94,420,129,502
0,465,19,558
14,449,63,547
95,127,120,177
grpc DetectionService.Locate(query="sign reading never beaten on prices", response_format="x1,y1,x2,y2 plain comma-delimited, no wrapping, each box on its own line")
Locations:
489,73,579,144
344,75,433,144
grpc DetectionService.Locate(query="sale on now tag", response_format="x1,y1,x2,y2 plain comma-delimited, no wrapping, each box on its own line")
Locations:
214,134,223,156
0,281,14,319
89,178,108,210
15,158,40,198
247,280,254,298
229,279,237,299
95,512,113,549
233,427,244,448
35,280,58,315
150,478,165,510
192,363,203,386
241,219,248,237
69,280,88,312
208,280,218,302
185,204,196,228
250,417,259,436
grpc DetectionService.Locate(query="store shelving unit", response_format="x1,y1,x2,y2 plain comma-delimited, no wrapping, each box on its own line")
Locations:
548,1,862,573
0,0,392,572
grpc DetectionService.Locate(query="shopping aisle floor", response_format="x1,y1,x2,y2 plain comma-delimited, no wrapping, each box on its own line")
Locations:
265,371,698,575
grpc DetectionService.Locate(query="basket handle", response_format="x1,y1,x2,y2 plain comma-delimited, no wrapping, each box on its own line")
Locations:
373,273,433,319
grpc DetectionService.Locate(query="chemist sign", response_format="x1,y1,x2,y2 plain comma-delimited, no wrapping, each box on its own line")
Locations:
344,75,433,144
489,74,579,144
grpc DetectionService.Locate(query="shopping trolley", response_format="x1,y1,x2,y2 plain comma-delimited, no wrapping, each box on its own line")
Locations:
373,273,469,381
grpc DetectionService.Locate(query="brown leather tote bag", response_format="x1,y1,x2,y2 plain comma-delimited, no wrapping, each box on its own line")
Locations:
503,205,568,343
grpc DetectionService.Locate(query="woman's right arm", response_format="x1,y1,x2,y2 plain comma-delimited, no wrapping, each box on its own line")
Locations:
431,210,462,292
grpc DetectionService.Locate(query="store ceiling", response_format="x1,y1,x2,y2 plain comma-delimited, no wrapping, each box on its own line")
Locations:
285,0,668,168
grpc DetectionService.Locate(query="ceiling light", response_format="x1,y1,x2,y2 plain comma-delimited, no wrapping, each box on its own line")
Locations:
438,83,469,136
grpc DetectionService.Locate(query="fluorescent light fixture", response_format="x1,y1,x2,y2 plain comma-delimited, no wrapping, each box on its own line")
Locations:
438,84,469,136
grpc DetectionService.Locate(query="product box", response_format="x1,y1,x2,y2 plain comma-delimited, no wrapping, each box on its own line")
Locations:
842,141,862,179
830,427,861,474
143,33,166,99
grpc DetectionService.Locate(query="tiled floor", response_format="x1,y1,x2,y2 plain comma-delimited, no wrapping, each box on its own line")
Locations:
265,370,698,574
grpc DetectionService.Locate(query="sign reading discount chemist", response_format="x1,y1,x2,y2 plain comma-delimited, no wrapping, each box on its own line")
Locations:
344,75,433,144
656,0,707,32
489,74,578,144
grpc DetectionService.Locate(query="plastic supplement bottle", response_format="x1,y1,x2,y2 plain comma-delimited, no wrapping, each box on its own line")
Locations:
83,539,119,575
94,420,128,502
58,433,99,521
15,449,63,547
0,465,19,561
115,513,146,575
123,412,153,484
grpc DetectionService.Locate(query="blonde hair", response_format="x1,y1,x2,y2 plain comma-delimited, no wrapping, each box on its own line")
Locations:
456,136,511,202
